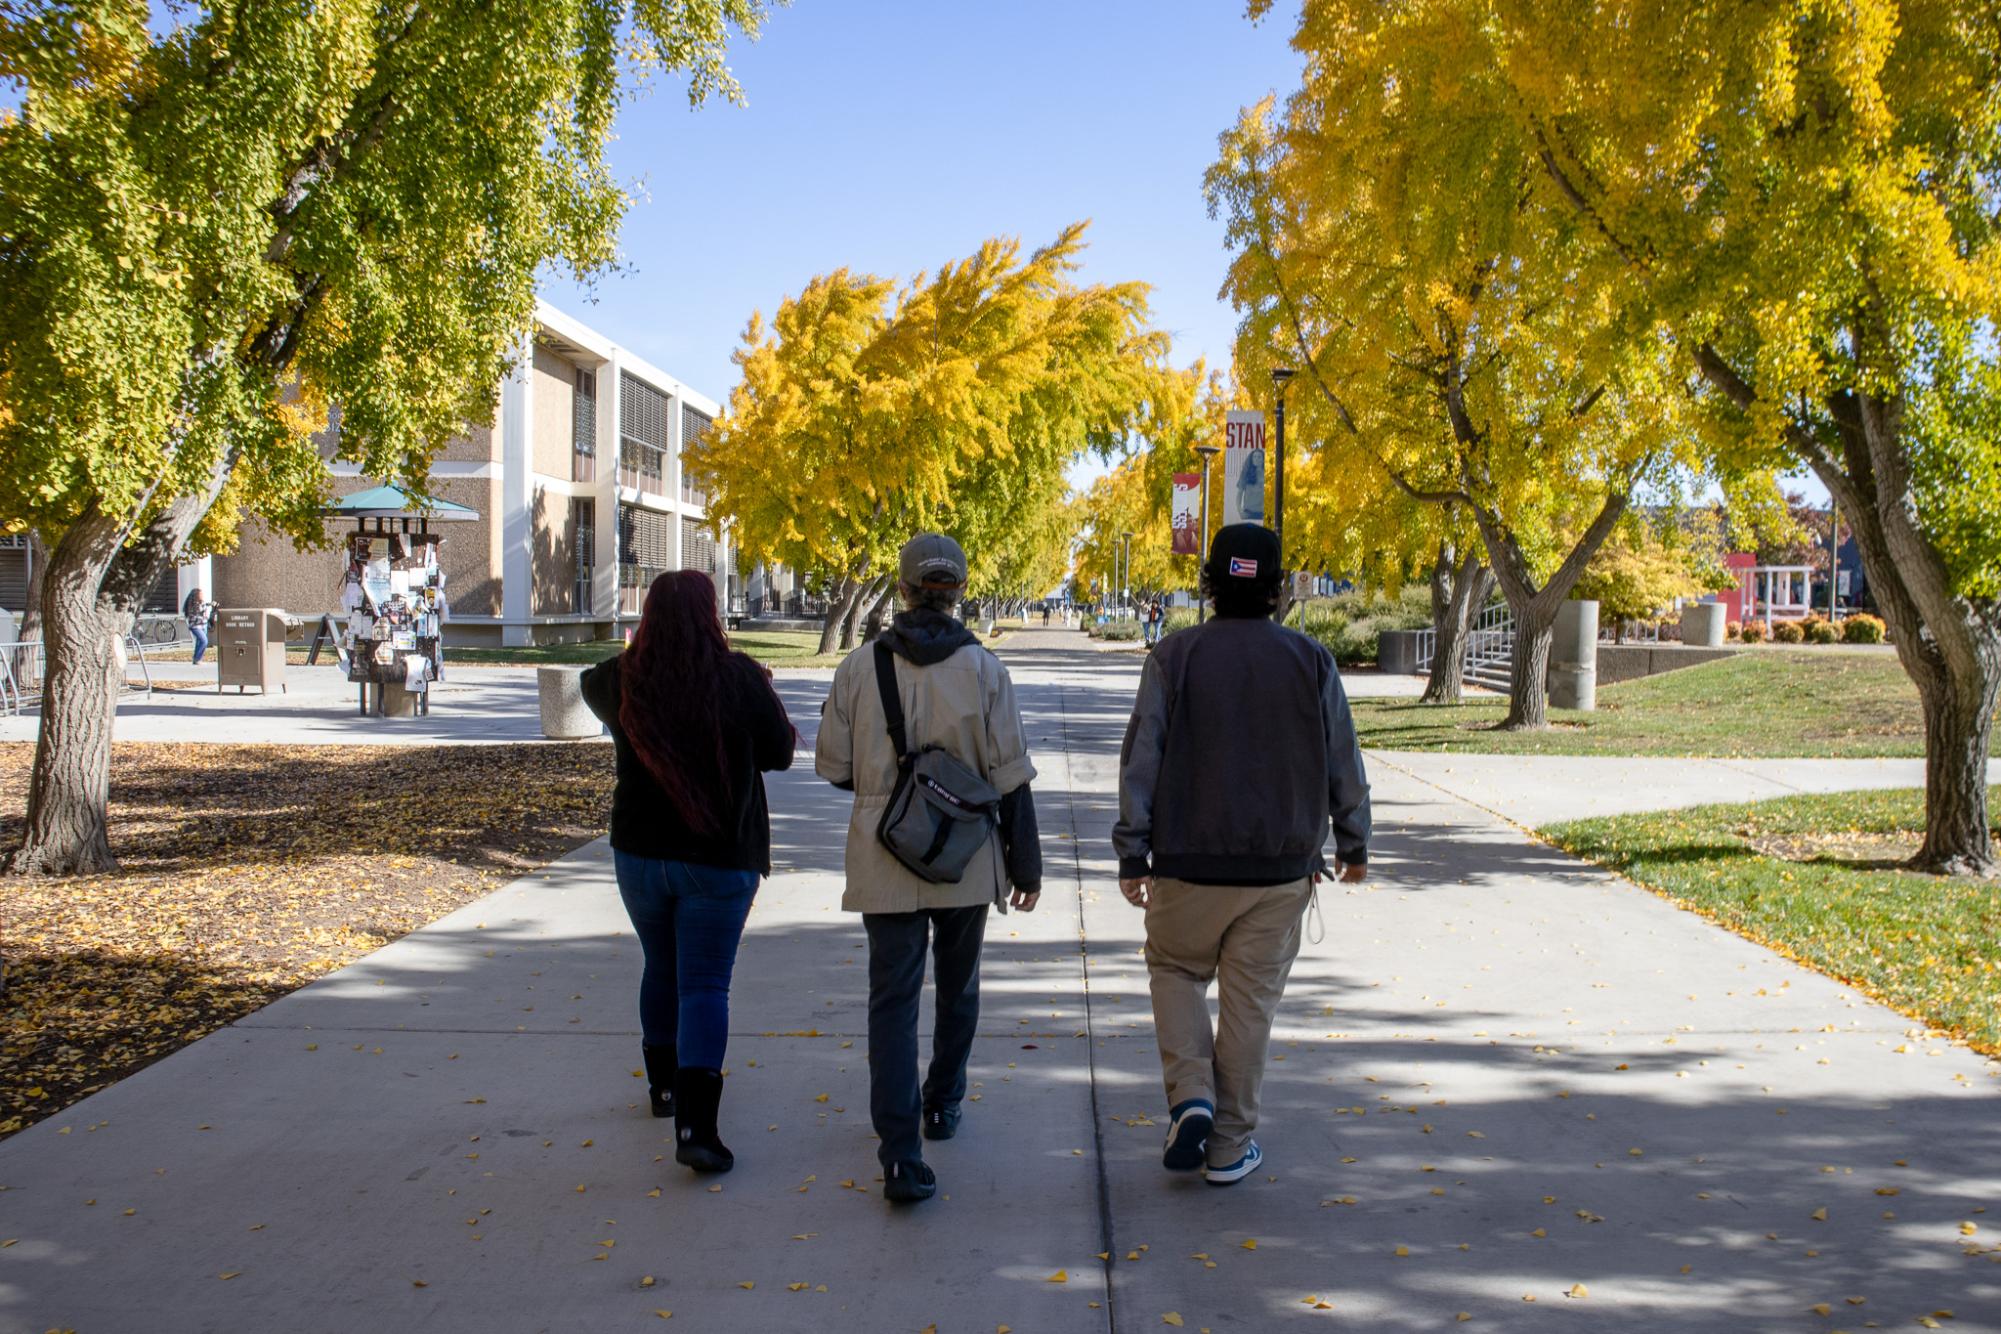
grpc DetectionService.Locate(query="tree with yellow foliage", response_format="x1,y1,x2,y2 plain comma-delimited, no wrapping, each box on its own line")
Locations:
0,0,768,875
1206,93,1719,729
687,224,1167,654
1277,0,2001,871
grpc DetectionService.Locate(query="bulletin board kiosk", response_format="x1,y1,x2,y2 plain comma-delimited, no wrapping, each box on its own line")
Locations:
320,486,479,718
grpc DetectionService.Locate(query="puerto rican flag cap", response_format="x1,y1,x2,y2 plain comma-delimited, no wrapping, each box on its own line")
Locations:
1208,522,1281,582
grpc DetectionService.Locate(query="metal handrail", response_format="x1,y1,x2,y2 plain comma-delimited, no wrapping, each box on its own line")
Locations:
0,635,159,715
1415,601,1515,676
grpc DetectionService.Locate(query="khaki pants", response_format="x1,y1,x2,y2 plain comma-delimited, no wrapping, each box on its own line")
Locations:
1143,876,1312,1165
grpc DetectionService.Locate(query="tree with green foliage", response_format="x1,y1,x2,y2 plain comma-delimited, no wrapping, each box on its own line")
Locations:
0,0,769,875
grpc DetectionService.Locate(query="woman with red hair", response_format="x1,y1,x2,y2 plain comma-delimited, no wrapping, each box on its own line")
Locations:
581,571,795,1174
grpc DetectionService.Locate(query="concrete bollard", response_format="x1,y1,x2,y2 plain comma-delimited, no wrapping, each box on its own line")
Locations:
1549,599,1599,711
538,665,599,739
1679,601,1728,648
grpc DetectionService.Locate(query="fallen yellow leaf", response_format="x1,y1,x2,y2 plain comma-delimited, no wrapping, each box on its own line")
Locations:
1047,1270,1068,1283
1163,1316,1184,1328
1811,1207,1828,1222
738,1281,754,1290
1240,1239,1257,1251
1567,1283,1589,1299
1394,1245,1410,1258
640,1277,656,1289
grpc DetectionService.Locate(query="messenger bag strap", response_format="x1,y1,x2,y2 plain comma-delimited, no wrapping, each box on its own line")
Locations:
873,641,911,763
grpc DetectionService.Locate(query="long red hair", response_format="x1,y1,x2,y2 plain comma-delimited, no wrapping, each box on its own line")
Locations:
619,571,736,837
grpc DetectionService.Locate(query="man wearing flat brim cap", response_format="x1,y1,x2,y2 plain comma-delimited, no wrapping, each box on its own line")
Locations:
1113,522,1373,1186
815,532,1043,1205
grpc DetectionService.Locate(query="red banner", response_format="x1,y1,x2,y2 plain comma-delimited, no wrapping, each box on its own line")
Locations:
1171,473,1201,556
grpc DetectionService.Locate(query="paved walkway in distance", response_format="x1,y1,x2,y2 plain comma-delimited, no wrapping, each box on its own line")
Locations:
2,629,1997,1332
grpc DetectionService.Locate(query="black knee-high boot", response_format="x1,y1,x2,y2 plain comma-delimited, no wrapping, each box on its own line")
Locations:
673,1068,734,1174
642,1044,676,1119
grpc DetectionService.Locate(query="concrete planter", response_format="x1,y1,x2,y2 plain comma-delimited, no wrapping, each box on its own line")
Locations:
1378,629,1423,675
1549,600,1600,711
537,665,600,739
1679,601,1729,648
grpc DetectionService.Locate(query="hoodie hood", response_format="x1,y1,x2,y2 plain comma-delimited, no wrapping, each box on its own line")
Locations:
883,608,979,666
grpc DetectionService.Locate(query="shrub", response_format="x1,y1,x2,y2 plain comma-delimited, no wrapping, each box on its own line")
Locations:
1095,619,1142,642
1726,620,1743,640
1800,615,1839,644
1772,620,1806,644
1843,613,1887,644
1740,620,1768,643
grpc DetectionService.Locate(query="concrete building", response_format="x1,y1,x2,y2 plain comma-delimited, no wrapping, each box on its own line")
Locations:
206,301,730,647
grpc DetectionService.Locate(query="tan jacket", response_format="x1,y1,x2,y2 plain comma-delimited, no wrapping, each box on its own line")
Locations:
815,640,1037,913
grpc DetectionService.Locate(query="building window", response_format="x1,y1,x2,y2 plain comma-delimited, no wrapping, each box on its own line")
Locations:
618,503,672,614
572,498,596,616
620,374,668,494
572,368,596,483
681,405,712,506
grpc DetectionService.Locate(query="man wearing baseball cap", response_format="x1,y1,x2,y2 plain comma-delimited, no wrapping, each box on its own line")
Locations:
1113,522,1372,1184
816,532,1042,1203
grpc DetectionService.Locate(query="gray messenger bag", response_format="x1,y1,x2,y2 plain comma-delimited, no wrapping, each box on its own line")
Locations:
872,641,1000,884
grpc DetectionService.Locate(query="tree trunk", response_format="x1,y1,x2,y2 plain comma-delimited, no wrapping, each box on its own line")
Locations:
839,576,886,652
816,577,863,656
13,530,47,688
1911,655,2000,876
6,513,126,877
861,581,896,641
1421,544,1490,705
1501,604,1558,731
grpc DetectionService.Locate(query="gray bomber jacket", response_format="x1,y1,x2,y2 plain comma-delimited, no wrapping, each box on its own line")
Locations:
1112,615,1371,885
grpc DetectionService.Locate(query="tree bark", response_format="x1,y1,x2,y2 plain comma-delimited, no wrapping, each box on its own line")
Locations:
1421,543,1491,705
6,512,127,876
860,580,897,641
1913,655,2000,876
816,576,863,657
1471,489,1628,731
1503,604,1558,730
839,576,886,652
13,530,47,688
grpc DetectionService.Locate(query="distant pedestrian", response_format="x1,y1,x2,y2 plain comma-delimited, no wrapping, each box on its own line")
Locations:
182,588,215,665
581,571,796,1175
1143,598,1165,648
1113,524,1371,1185
1042,603,1052,627
816,533,1042,1205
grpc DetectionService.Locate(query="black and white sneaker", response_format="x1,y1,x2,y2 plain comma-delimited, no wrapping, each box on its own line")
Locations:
884,1160,937,1204
922,1105,961,1141
1162,1098,1214,1172
1205,1140,1263,1186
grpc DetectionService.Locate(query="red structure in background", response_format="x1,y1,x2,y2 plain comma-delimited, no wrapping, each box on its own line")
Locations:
1720,552,1757,623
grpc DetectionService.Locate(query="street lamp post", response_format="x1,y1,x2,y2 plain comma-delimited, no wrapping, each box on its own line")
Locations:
1194,442,1220,624
1271,367,1296,558
1120,531,1135,619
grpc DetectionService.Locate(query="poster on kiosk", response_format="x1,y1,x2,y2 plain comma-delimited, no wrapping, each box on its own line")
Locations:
1223,410,1267,527
1170,473,1202,555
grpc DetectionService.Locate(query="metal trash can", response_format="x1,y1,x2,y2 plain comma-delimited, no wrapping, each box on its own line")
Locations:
217,608,289,694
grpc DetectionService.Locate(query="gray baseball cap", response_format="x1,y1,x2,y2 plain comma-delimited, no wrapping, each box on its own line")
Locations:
899,532,968,588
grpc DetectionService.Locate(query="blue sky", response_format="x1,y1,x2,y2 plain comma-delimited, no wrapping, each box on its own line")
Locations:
542,1,1300,428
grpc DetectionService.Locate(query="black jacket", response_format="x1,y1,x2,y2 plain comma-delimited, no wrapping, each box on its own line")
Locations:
1112,615,1370,885
581,651,796,874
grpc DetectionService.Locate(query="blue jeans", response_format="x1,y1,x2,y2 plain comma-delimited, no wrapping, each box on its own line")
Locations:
613,852,758,1070
190,626,209,665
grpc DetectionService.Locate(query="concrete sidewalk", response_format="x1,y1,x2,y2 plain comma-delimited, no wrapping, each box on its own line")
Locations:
2,629,1996,1332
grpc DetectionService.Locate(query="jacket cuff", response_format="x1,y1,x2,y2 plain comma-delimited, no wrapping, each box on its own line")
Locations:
1337,847,1367,867
1118,855,1152,880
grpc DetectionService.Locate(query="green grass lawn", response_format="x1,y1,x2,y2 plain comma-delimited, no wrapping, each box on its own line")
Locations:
1548,787,2001,1054
1352,649,1998,758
